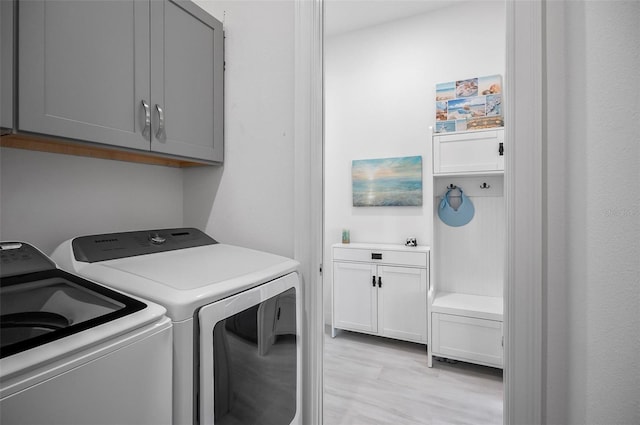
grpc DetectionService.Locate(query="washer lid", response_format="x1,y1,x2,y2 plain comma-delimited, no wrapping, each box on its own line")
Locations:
0,268,150,359
102,244,294,289
0,242,168,375
72,243,300,321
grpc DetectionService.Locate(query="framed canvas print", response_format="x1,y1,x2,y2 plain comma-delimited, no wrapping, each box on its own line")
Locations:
434,74,504,132
352,156,422,207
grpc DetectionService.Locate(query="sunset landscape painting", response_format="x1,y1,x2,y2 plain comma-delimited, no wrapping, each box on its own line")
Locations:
352,156,422,207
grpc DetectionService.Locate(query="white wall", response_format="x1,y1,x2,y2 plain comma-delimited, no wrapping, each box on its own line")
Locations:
324,0,505,319
0,148,183,254
545,1,640,424
185,0,295,258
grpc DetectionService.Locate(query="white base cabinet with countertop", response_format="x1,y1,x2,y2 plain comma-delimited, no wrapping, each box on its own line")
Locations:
429,128,505,369
331,243,430,345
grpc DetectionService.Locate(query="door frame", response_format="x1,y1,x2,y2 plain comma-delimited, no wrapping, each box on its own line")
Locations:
293,0,544,423
503,1,543,423
293,1,324,424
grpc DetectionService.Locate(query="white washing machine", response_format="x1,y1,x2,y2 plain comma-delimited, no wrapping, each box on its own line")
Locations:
0,241,172,425
52,228,302,425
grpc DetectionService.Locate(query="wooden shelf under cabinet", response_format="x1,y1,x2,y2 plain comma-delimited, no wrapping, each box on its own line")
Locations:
0,133,211,168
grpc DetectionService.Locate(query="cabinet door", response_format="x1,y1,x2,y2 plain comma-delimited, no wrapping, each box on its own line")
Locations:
150,0,223,162
431,313,503,368
332,262,377,334
433,129,504,174
1,0,13,132
18,0,150,150
378,265,427,343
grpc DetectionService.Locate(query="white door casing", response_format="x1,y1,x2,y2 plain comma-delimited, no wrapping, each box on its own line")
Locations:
294,0,544,424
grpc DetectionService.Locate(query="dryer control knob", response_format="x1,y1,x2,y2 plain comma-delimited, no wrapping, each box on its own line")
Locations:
149,233,166,245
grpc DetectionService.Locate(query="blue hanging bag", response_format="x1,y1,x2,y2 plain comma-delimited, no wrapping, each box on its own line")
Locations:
438,187,475,227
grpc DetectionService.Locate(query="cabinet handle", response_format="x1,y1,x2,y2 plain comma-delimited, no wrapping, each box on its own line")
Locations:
378,276,382,288
155,104,165,139
372,276,376,287
499,142,504,156
141,100,151,138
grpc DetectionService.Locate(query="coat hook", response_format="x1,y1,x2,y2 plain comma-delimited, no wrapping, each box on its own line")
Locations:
447,184,457,190
480,182,490,189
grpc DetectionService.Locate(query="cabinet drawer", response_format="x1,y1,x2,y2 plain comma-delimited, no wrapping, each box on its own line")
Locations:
333,247,427,268
431,312,503,368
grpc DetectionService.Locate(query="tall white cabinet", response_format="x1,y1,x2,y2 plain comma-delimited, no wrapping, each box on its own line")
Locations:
429,128,505,369
331,243,429,345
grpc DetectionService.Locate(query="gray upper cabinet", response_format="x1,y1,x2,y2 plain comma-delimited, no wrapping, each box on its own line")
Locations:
150,0,223,162
18,0,151,152
1,0,15,133
17,0,223,163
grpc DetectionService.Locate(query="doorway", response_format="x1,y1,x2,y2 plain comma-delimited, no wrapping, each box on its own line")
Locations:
322,1,506,423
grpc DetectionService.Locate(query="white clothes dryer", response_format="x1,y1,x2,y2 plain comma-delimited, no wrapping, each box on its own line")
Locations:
52,228,302,425
0,241,172,425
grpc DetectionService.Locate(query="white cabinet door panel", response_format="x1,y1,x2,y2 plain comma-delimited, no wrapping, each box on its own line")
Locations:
433,129,504,174
378,266,427,343
431,312,503,367
332,262,377,334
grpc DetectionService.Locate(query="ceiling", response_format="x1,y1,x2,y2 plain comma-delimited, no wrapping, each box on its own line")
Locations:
324,0,461,37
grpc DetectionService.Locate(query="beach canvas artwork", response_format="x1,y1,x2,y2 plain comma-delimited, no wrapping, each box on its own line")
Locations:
436,82,455,101
486,94,502,116
352,156,422,207
478,75,502,95
435,74,503,132
446,96,487,120
436,101,448,121
435,121,456,133
455,78,478,98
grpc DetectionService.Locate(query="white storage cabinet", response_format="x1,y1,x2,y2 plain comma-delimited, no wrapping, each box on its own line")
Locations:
433,128,504,174
429,293,503,368
331,243,429,344
429,128,505,369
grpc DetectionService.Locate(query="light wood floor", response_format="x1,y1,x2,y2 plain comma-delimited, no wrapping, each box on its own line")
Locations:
323,328,503,425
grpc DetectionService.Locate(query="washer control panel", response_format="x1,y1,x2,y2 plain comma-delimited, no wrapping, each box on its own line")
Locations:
72,228,217,263
1,242,56,278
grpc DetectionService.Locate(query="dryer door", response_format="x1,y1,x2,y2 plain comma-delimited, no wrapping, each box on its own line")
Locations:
198,272,301,425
